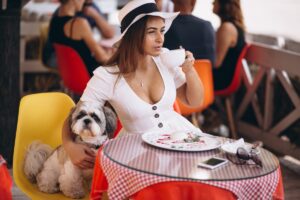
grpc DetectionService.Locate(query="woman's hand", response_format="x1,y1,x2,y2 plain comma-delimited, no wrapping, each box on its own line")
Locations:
62,116,95,169
65,141,96,169
82,6,99,20
177,50,204,107
180,50,195,74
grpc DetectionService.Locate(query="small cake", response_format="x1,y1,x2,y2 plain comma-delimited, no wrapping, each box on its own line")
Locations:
170,132,188,141
171,131,201,143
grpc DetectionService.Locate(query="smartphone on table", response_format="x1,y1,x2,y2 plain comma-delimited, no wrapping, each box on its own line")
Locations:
197,157,228,169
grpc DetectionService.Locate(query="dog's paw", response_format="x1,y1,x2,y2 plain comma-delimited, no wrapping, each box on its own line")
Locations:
63,187,86,199
37,182,60,194
59,174,86,198
36,172,60,193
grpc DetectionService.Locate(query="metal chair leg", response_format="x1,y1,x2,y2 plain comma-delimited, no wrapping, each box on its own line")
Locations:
225,97,238,139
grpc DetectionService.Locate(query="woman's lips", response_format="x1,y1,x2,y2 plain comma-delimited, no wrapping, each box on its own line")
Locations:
154,46,162,51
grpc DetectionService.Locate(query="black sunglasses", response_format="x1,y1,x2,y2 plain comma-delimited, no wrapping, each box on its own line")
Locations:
226,147,263,167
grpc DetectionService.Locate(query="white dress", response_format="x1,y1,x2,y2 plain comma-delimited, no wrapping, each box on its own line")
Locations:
80,52,202,136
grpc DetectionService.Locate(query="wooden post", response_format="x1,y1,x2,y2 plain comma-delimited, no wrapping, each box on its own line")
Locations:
0,0,24,166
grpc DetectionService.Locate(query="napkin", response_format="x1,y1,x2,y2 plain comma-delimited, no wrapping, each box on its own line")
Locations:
221,138,246,154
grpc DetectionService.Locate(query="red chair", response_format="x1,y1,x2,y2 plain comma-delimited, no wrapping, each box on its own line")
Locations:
173,101,182,114
54,43,90,95
214,44,250,138
0,155,12,200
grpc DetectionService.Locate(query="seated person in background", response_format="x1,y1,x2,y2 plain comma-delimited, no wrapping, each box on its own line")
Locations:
212,0,246,91
164,0,215,65
44,0,114,73
155,0,174,12
68,0,115,38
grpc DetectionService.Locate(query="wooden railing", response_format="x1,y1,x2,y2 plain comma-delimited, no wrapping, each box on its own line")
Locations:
236,43,300,159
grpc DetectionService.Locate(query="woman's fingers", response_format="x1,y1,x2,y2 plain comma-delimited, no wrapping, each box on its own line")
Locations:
185,51,195,63
180,51,195,73
77,153,95,169
84,152,96,163
185,51,195,65
85,146,96,157
78,160,94,169
68,143,96,169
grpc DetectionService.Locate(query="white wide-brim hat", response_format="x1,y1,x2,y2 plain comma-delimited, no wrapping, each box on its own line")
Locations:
113,0,179,47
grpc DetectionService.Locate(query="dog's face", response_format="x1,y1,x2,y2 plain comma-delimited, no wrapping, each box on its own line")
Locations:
70,102,117,146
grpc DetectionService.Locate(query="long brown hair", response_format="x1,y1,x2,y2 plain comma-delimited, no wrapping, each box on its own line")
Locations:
216,0,245,31
106,16,149,75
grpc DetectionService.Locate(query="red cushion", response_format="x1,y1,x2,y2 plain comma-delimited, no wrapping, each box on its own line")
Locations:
215,44,250,97
54,43,90,95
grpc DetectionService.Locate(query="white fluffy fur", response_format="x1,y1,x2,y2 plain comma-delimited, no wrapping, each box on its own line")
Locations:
23,141,53,183
71,102,105,139
23,103,115,198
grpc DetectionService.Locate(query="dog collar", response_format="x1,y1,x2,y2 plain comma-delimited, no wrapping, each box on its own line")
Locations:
93,144,101,149
76,136,102,150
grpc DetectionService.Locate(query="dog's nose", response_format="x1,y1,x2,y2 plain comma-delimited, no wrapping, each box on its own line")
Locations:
83,119,91,125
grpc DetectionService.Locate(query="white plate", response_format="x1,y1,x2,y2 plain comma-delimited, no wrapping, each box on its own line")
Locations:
221,142,260,155
142,131,222,152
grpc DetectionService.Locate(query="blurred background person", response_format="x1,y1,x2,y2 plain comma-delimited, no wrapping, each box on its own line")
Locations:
212,0,246,91
43,0,114,72
163,0,215,65
155,0,174,12
69,0,114,38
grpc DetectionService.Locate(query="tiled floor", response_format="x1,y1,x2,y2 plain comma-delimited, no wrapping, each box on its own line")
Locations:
10,173,29,200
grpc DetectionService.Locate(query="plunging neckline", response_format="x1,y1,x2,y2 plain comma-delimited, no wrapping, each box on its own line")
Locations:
121,57,166,106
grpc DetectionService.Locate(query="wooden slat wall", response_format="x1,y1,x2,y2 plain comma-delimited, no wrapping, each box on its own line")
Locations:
236,43,300,159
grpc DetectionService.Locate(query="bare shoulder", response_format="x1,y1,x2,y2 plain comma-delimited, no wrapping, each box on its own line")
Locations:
73,17,91,33
218,22,237,34
74,17,90,28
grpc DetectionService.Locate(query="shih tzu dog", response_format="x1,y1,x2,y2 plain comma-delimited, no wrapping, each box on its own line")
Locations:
23,102,117,198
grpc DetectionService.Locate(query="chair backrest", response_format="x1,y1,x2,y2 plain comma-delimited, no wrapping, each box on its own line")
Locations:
214,44,250,96
173,101,182,114
12,92,88,200
39,22,49,63
54,43,90,95
40,23,58,70
176,59,215,116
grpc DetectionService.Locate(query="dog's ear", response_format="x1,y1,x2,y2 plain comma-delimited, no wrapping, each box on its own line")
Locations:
68,106,76,127
103,106,117,139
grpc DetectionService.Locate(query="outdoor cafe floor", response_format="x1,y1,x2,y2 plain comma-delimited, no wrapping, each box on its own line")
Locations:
10,155,300,200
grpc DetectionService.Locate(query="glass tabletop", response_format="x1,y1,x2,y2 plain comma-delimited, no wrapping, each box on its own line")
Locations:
103,134,279,181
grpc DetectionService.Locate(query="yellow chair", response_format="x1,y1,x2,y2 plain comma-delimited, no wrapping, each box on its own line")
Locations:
13,92,89,200
176,59,215,126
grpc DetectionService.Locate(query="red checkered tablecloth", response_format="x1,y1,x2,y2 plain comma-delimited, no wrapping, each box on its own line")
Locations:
101,151,279,200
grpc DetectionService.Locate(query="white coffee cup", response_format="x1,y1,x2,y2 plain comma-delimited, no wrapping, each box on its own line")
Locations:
160,49,185,67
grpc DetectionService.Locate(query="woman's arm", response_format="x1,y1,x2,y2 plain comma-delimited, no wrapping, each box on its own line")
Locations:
82,6,115,39
215,22,237,68
176,51,204,107
74,18,111,63
62,112,95,169
63,68,112,168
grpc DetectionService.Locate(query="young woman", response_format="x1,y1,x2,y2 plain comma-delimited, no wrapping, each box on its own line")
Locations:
212,0,246,90
62,0,204,169
48,0,111,75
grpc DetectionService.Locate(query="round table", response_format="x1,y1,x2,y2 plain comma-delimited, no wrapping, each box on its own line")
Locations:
104,134,279,181
90,134,284,200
